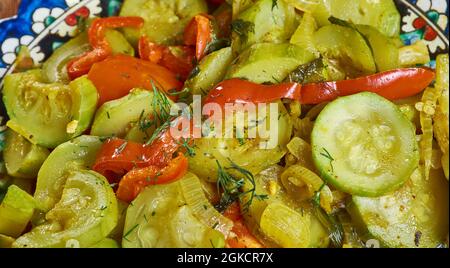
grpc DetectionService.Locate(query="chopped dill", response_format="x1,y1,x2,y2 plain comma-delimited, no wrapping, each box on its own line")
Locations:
272,0,278,10
231,20,255,43
320,148,335,172
123,224,139,242
215,159,268,213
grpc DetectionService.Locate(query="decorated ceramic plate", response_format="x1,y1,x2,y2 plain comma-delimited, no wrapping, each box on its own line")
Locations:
0,0,448,248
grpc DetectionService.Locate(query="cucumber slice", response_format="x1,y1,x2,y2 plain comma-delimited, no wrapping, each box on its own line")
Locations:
184,47,234,97
232,0,299,52
312,92,419,197
3,70,98,148
348,168,449,248
4,129,49,179
119,0,207,45
314,24,376,77
226,43,316,84
91,89,173,138
0,185,36,237
13,170,118,248
34,136,103,212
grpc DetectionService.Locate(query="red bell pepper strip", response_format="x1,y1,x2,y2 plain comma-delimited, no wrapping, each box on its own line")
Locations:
300,67,436,104
116,153,189,202
138,36,195,80
204,78,302,107
93,131,181,179
87,54,182,105
205,68,435,106
223,202,264,248
67,16,144,80
184,14,214,61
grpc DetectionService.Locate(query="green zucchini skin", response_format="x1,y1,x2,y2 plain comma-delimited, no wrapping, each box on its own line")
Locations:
119,0,208,46
184,47,234,97
226,43,317,84
0,185,36,238
232,0,299,53
34,136,104,212
348,168,449,248
14,170,118,248
3,130,50,179
311,92,419,197
3,70,98,149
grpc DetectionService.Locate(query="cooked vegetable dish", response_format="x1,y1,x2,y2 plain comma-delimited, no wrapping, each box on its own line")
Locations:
0,0,448,248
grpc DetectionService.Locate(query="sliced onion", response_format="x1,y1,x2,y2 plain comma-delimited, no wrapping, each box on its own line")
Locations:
418,86,441,180
281,164,333,213
180,173,233,237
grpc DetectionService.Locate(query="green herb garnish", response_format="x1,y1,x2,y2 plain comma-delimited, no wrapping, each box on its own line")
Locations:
123,224,139,242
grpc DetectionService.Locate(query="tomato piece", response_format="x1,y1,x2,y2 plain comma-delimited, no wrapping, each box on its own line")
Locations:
87,55,182,105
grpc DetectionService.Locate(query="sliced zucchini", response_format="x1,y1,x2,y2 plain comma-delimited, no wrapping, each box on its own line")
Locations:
105,29,135,57
241,165,330,248
348,168,449,248
356,25,399,72
0,185,36,237
13,170,118,248
232,0,299,52
290,12,319,56
314,24,376,77
312,92,419,197
119,0,208,45
123,178,224,248
91,89,173,139
311,0,400,38
184,47,234,97
226,43,316,84
42,30,133,83
188,101,292,182
34,136,103,211
3,70,98,148
42,32,90,83
3,129,50,179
